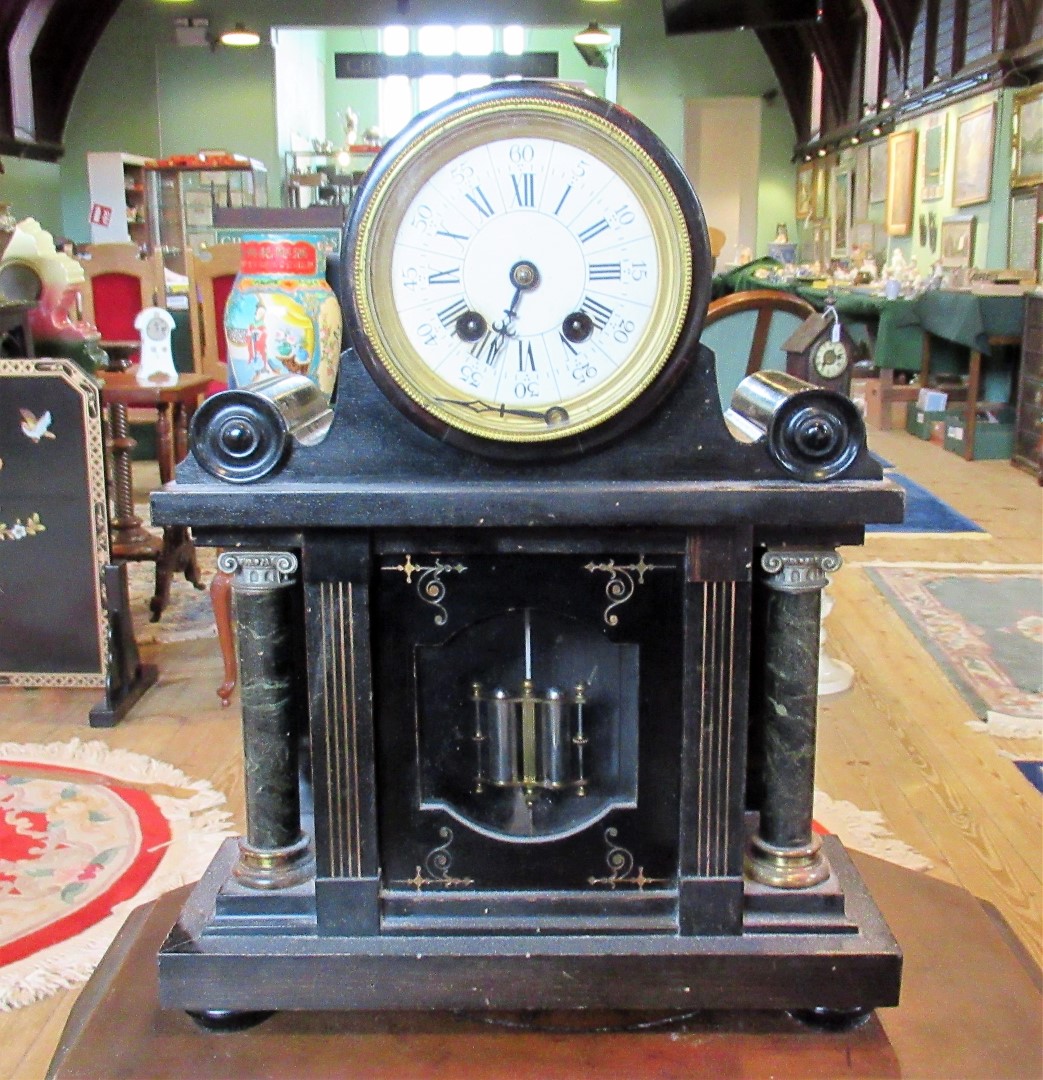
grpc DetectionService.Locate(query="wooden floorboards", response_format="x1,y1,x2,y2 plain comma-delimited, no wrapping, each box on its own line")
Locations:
0,430,1040,1078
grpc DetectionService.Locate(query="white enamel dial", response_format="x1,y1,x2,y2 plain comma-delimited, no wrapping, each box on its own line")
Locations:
348,89,699,448
812,338,850,380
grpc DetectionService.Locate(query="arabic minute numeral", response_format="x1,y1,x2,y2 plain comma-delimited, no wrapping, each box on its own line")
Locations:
416,322,439,346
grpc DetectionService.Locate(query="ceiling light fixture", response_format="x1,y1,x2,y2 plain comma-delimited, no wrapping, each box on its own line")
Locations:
219,22,261,47
573,22,612,47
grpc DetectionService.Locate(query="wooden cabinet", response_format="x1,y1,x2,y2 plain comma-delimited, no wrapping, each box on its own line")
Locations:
86,152,150,247
1012,291,1043,481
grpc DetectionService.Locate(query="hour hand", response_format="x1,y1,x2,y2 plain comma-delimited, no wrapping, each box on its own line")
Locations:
435,398,568,426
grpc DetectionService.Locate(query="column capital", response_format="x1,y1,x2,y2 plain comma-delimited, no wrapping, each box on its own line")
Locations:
759,549,841,594
217,550,298,590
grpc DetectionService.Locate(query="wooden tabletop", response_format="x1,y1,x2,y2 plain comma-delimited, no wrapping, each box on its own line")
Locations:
96,369,211,406
46,851,1043,1080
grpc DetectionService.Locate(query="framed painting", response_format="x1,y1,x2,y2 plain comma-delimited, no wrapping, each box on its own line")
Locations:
813,160,829,219
953,102,995,206
853,143,870,222
885,130,917,236
868,140,887,203
832,167,853,257
921,113,946,201
939,215,975,269
796,161,815,220
1007,186,1041,275
1012,85,1043,189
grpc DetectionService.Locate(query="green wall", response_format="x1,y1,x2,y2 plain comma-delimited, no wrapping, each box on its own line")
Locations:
20,0,795,248
1,158,63,235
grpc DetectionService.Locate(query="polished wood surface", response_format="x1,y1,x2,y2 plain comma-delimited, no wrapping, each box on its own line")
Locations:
0,425,1040,1078
96,371,209,619
45,849,1042,1080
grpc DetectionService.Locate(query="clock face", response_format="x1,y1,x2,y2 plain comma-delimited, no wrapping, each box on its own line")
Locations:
145,315,168,341
812,338,850,380
345,83,710,456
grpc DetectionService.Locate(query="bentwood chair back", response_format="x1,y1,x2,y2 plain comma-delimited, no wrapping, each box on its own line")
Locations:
185,242,241,390
701,289,816,410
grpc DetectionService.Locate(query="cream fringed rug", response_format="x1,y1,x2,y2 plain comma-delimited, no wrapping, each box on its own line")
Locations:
0,739,233,1011
814,789,933,872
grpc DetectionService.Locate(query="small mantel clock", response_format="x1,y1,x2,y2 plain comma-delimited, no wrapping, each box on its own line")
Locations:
783,309,855,395
152,81,903,1029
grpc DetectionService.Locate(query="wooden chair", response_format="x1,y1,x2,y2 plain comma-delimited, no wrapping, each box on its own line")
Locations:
701,289,816,410
708,226,726,270
185,242,241,389
77,243,165,354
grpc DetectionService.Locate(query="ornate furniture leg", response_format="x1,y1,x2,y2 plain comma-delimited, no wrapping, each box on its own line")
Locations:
746,549,841,889
219,550,312,890
210,566,237,706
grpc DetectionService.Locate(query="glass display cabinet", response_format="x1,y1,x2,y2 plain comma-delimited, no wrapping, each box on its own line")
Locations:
147,158,268,274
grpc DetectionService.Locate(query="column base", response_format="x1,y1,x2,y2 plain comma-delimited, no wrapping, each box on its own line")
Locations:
745,832,830,889
234,833,314,890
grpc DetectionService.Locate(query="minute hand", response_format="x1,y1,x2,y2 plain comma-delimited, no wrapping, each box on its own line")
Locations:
436,397,551,422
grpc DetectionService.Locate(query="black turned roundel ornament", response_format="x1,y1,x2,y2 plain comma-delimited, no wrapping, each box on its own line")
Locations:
342,81,713,458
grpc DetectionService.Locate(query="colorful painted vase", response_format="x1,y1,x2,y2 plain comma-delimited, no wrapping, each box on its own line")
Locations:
223,233,341,397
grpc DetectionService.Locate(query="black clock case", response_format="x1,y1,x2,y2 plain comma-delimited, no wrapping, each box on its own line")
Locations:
153,332,904,1017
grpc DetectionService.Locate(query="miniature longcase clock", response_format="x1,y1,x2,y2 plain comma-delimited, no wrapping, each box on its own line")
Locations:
153,81,904,1028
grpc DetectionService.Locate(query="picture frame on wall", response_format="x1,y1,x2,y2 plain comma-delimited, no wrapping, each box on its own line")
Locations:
796,160,815,220
832,167,853,257
868,140,888,203
1012,85,1043,189
953,103,996,206
921,113,946,201
1008,186,1041,275
853,143,870,222
939,215,976,268
813,160,828,219
885,130,917,236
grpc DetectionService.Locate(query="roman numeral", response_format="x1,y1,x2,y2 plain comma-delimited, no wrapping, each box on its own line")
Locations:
471,331,504,366
465,186,495,218
437,299,468,328
589,262,622,281
428,267,461,285
511,173,535,208
558,332,579,356
580,296,613,329
517,340,535,371
436,228,469,243
578,218,610,243
554,185,572,216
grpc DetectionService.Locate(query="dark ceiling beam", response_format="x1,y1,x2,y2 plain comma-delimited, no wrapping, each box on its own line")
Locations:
757,26,815,144
8,0,56,141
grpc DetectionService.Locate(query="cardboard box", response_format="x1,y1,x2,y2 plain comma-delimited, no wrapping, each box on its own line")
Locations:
943,407,1016,460
906,401,959,440
861,378,916,429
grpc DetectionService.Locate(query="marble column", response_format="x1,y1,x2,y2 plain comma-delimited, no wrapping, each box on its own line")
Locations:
218,550,313,890
745,549,841,889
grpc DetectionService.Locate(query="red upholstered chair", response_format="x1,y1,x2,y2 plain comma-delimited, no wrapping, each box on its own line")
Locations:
77,243,165,357
185,242,240,394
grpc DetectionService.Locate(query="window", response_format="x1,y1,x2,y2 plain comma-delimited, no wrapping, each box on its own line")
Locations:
377,25,524,139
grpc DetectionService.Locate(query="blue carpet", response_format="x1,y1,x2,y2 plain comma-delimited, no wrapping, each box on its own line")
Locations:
1014,761,1043,795
867,471,986,535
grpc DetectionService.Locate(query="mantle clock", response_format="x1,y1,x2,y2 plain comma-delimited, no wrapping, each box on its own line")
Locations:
153,82,903,1025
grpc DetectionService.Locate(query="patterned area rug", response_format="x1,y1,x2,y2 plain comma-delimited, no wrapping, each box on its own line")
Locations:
0,739,232,1010
127,545,218,645
866,563,1043,790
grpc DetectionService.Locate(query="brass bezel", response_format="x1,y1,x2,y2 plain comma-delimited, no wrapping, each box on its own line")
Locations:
351,96,693,443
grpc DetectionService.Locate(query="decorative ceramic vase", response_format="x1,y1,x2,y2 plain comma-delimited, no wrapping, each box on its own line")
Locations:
223,233,341,397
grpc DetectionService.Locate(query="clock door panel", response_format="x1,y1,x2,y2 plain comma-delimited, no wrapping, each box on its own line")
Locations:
373,551,684,920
